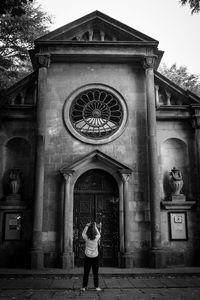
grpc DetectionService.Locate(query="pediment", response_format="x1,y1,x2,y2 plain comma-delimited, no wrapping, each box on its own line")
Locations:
36,11,158,43
60,150,132,174
0,72,37,106
155,71,200,106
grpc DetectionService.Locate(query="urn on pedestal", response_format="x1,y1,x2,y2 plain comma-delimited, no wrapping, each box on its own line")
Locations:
169,167,185,201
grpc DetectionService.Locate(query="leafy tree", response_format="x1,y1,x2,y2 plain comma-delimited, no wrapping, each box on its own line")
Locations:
0,0,33,17
159,63,200,96
0,0,52,90
180,0,200,14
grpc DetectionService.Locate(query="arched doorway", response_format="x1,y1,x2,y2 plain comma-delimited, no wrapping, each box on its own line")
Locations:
73,169,119,267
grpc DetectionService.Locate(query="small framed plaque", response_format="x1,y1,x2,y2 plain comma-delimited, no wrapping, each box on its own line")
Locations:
168,212,187,241
4,212,22,240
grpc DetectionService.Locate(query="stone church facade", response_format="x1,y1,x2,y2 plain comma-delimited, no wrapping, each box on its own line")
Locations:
0,11,200,269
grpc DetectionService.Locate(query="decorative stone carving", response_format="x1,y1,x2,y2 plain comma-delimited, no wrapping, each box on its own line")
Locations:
161,167,196,209
8,168,22,195
5,168,22,201
192,107,200,129
36,54,51,68
143,56,156,69
169,167,183,195
168,166,185,201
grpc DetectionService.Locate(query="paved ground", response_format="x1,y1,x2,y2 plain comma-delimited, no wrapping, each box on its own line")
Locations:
1,272,200,299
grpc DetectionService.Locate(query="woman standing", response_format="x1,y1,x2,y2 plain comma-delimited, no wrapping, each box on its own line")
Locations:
81,222,101,291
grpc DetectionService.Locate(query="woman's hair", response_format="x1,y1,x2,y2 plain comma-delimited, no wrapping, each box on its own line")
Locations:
86,223,97,240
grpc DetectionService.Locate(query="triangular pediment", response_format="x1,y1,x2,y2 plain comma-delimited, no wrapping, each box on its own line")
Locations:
155,71,200,106
36,11,158,43
60,150,132,173
0,72,37,107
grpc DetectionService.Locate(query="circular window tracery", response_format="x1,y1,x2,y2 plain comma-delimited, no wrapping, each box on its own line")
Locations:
70,89,123,139
64,84,127,145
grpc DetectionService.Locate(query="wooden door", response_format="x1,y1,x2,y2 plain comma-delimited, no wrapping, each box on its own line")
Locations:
73,169,119,267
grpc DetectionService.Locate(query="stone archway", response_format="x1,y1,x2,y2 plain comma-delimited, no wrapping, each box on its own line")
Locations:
60,150,132,269
73,169,119,267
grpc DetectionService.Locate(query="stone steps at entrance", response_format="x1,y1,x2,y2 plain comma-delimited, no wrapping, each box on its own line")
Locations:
0,267,200,278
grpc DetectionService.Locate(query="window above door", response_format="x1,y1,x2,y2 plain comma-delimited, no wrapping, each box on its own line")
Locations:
64,84,128,145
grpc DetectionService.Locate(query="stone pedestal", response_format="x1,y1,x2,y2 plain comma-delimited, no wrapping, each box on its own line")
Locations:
170,194,186,201
6,194,21,201
30,249,44,270
122,252,134,268
61,252,74,269
149,249,166,268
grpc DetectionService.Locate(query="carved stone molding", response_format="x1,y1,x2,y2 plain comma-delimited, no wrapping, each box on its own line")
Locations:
36,54,51,68
143,56,156,69
192,107,200,129
119,169,131,183
161,200,196,210
60,169,74,182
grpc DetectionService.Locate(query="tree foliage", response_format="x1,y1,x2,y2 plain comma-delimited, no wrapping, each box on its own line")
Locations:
0,0,33,17
0,0,52,90
180,0,200,14
159,63,200,96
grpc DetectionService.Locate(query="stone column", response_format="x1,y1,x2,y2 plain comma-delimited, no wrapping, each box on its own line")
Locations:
192,106,200,264
31,54,50,269
155,85,160,108
60,169,74,269
192,106,200,198
119,169,132,267
143,57,163,267
166,90,171,106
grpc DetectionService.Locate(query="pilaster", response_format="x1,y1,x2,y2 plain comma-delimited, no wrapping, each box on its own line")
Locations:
30,54,50,269
192,106,200,199
60,169,75,269
119,169,132,267
143,57,164,267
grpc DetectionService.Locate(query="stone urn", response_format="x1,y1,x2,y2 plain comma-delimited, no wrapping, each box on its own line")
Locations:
8,168,22,194
169,167,183,195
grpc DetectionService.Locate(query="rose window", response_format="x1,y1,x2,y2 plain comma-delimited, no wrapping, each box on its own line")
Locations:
70,89,123,139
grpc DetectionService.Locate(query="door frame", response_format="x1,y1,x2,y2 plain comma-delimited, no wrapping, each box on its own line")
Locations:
59,150,132,269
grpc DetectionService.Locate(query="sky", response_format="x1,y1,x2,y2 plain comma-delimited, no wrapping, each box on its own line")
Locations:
37,0,200,75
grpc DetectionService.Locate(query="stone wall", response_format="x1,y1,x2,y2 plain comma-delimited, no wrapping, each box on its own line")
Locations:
0,119,35,267
157,120,199,266
41,62,151,267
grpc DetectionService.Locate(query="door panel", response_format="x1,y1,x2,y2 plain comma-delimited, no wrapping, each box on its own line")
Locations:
73,194,94,265
73,193,119,267
96,194,119,267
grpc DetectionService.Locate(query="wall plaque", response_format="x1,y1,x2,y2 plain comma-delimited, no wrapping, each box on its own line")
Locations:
168,212,187,241
4,212,22,240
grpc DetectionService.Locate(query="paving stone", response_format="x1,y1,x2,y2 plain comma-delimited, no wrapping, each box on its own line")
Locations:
50,279,74,289
116,277,133,288
141,278,166,288
103,277,121,288
30,278,53,289
127,278,149,288
159,277,180,287
0,279,34,289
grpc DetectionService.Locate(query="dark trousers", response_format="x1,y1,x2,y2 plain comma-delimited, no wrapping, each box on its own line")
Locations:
82,255,99,288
